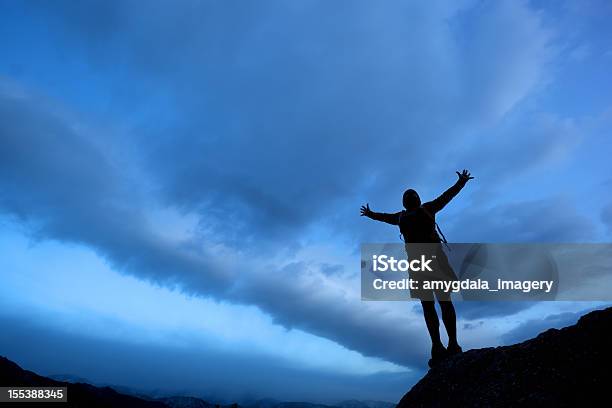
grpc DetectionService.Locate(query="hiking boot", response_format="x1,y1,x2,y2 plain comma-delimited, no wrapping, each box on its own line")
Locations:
427,345,448,368
447,342,463,356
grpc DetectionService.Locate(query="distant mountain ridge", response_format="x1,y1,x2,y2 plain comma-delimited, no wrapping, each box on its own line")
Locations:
335,400,395,408
244,400,394,408
0,356,394,408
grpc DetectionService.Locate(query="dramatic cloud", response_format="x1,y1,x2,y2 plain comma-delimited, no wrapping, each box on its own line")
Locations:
0,86,433,368
446,196,596,243
15,0,558,245
601,202,612,235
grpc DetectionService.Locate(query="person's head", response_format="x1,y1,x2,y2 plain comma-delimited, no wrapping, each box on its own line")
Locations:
403,189,421,210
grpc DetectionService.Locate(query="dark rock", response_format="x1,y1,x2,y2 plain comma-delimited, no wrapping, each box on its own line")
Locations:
397,307,612,408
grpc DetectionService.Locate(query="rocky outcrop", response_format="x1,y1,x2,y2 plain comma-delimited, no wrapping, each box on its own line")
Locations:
397,307,612,407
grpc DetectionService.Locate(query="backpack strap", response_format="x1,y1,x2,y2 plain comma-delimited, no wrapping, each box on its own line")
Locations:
421,206,452,252
398,211,405,242
397,207,451,250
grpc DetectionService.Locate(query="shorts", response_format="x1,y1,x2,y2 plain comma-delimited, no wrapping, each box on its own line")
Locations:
404,243,458,301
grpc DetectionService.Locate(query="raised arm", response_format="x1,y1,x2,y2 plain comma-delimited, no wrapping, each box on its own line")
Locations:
424,169,473,214
360,203,400,225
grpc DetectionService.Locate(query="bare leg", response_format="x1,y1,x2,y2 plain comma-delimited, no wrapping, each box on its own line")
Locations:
439,300,458,347
438,298,462,354
420,300,443,349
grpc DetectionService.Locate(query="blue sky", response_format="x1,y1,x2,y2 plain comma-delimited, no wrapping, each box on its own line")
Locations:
1,0,612,404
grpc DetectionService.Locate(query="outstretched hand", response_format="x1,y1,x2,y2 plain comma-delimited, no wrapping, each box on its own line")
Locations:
360,203,372,217
456,169,474,183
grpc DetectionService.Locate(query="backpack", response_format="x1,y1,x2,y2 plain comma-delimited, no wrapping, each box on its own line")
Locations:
398,207,451,251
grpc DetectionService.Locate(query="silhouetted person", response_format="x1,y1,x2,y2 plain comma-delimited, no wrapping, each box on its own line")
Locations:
361,170,473,367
